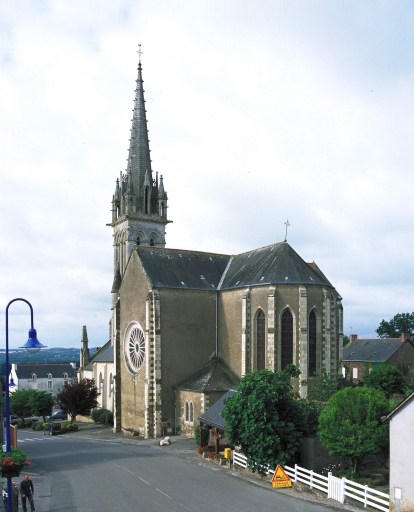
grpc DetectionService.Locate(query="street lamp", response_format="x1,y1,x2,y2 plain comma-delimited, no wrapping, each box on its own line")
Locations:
5,298,46,512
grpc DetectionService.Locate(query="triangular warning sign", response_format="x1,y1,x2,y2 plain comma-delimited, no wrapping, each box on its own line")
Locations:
271,465,292,488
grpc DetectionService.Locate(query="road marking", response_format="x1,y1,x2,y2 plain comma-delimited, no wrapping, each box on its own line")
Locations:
156,489,172,499
124,469,134,475
180,504,193,511
139,477,150,485
24,438,35,441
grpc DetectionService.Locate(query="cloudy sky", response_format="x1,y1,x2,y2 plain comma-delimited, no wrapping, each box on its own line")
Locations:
1,1,413,349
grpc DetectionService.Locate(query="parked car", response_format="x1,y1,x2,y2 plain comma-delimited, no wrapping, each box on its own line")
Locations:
45,410,67,421
6,415,38,426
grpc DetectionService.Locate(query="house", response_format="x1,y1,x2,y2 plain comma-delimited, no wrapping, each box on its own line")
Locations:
77,326,115,412
384,391,414,511
105,55,343,438
10,363,77,398
342,334,414,382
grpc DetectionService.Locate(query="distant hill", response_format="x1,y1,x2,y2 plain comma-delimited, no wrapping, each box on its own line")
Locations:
0,347,80,367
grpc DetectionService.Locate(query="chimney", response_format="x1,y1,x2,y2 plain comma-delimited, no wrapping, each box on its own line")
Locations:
349,334,358,343
401,332,410,342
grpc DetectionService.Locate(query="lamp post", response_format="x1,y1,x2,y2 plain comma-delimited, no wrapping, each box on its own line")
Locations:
5,299,46,512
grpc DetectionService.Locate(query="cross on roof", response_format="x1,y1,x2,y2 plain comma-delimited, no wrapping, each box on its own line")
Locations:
284,220,290,242
137,44,143,63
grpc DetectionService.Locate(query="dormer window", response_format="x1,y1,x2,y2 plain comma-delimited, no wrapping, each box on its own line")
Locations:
31,373,37,380
47,373,53,389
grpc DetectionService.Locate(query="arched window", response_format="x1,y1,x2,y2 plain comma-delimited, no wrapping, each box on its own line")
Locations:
309,311,317,376
160,202,165,217
150,238,155,247
281,309,293,370
99,373,103,393
256,310,266,370
185,401,189,422
189,402,194,423
31,373,37,381
137,236,141,246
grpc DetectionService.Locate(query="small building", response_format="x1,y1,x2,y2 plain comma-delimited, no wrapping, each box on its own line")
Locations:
77,326,115,412
173,358,239,436
342,334,414,382
10,363,77,398
384,391,414,511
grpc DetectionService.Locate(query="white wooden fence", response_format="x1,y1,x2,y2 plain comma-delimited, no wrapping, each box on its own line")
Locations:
232,452,389,512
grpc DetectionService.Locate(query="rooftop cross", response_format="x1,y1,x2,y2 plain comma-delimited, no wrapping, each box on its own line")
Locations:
284,219,290,242
137,44,143,64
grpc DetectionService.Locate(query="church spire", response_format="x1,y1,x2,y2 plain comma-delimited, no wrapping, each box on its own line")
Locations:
127,51,152,196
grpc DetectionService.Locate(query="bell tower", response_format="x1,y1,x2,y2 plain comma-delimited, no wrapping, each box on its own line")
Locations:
108,47,171,280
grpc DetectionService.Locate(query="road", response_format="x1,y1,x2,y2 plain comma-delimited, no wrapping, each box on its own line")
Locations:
15,428,345,512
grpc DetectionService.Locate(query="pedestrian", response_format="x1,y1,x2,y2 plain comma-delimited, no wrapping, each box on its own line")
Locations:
20,474,35,512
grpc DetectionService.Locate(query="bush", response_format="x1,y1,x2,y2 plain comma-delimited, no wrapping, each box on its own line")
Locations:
91,408,102,423
92,408,113,425
31,422,43,431
66,423,78,431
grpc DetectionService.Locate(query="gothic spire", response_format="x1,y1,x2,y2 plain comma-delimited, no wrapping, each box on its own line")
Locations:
126,54,152,196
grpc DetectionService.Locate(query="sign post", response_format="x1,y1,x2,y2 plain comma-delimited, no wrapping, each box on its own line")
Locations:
271,465,292,488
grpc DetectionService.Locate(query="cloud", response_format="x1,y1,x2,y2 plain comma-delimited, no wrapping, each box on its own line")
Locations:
1,0,414,347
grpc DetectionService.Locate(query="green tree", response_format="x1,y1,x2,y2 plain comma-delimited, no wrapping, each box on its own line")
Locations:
311,366,341,402
9,389,35,422
343,335,350,347
56,378,99,423
363,363,406,398
318,387,389,476
222,365,304,472
28,391,55,421
376,312,414,341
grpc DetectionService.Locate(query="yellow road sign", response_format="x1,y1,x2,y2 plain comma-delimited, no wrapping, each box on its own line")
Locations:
271,464,292,488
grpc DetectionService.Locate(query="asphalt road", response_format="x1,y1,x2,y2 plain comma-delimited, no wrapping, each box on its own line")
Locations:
15,428,346,512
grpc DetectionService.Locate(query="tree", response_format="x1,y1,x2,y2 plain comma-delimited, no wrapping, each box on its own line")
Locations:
56,378,99,423
28,391,55,421
9,389,35,422
318,387,389,476
222,365,304,472
363,363,406,398
376,312,414,341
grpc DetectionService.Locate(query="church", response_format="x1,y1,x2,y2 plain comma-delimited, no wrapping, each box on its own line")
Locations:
105,54,343,438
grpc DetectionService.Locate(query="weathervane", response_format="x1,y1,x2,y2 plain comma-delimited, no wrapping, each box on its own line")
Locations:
137,44,143,64
284,220,290,242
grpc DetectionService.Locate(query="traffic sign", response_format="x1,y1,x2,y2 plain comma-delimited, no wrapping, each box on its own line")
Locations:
271,464,292,488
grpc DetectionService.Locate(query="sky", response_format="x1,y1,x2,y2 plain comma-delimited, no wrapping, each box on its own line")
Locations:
1,0,414,349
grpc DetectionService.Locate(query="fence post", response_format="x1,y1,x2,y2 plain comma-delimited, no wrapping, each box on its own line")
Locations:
310,470,313,489
294,464,298,482
328,472,332,498
340,477,345,504
364,485,368,507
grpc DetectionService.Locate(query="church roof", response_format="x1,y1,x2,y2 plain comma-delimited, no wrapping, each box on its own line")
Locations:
342,338,409,362
83,341,114,371
173,358,240,392
197,390,237,430
136,247,230,290
219,242,334,290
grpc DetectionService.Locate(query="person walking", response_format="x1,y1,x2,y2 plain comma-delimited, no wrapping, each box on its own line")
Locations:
20,474,35,512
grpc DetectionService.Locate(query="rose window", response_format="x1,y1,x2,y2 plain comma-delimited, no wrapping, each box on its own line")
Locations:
124,323,146,375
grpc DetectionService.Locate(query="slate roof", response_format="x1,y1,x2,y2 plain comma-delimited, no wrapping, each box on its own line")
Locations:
383,391,414,421
197,390,237,430
136,247,230,290
15,364,77,379
220,242,334,290
174,359,240,392
135,242,336,292
342,338,406,362
83,341,114,371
